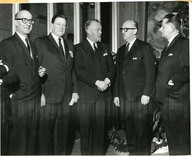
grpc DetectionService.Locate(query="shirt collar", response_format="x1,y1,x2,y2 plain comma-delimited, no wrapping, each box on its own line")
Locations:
51,33,63,45
168,33,179,46
127,38,137,50
87,37,96,49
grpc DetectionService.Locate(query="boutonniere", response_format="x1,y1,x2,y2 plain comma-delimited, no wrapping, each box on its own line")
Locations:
168,53,173,56
69,51,73,58
103,50,108,56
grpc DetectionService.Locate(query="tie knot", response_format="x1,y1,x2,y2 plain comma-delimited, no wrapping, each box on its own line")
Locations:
25,37,29,42
93,42,97,47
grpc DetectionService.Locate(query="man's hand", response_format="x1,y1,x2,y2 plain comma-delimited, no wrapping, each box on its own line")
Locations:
38,66,46,77
41,94,46,107
168,80,174,86
69,93,79,106
0,79,3,85
113,97,120,107
104,78,111,87
141,95,150,105
95,80,108,91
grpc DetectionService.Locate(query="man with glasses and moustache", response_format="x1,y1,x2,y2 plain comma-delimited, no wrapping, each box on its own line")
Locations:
114,20,156,155
34,14,78,155
0,10,43,154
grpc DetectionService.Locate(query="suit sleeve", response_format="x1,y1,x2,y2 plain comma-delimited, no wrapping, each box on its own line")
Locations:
72,64,78,93
105,46,116,83
170,39,189,85
34,38,44,65
143,44,156,97
74,45,98,87
0,40,19,84
0,65,7,78
113,50,120,97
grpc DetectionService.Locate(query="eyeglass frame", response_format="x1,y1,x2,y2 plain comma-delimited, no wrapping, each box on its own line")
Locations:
15,18,35,25
120,27,136,32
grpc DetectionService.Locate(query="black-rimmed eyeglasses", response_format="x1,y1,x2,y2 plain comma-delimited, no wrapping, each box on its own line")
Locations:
120,28,136,32
15,18,35,25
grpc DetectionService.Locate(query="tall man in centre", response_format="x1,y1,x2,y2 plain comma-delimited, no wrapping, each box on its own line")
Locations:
34,15,78,155
74,19,116,155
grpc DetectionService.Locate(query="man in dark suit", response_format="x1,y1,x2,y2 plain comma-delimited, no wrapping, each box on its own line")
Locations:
114,20,156,155
74,19,116,155
0,10,41,155
156,14,190,155
34,14,78,155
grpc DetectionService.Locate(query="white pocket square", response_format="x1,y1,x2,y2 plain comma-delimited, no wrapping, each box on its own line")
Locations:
168,53,173,56
103,53,108,56
132,57,137,60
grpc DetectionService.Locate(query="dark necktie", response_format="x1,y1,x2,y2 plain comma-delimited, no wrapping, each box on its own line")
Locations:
125,43,130,56
58,38,66,61
93,43,100,58
25,38,33,59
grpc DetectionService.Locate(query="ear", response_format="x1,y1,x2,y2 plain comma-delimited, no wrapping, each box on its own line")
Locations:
15,20,18,27
51,23,54,30
170,23,176,33
86,28,91,35
133,29,138,35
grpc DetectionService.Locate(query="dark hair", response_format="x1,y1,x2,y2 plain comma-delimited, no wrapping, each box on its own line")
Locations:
163,13,181,30
84,19,101,30
51,14,67,23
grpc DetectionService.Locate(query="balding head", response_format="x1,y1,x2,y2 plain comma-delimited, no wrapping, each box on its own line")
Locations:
121,20,138,43
15,10,33,37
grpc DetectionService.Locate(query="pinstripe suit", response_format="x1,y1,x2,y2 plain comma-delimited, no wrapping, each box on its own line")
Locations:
34,34,77,155
1,33,41,155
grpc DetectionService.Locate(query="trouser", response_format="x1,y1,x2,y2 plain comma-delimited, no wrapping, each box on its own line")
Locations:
78,100,106,155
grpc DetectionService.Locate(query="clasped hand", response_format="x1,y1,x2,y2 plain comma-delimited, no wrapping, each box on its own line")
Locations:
95,80,108,92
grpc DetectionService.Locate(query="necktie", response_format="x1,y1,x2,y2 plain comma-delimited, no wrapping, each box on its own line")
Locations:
125,43,130,55
58,38,66,61
93,43,100,58
25,38,33,59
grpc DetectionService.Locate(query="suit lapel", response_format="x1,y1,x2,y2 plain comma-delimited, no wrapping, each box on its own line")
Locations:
64,39,69,59
49,34,61,52
161,34,181,59
14,33,33,64
84,39,98,57
125,39,139,58
49,34,66,62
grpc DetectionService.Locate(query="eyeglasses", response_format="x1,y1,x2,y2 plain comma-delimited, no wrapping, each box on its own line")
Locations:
120,28,136,32
15,18,35,25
